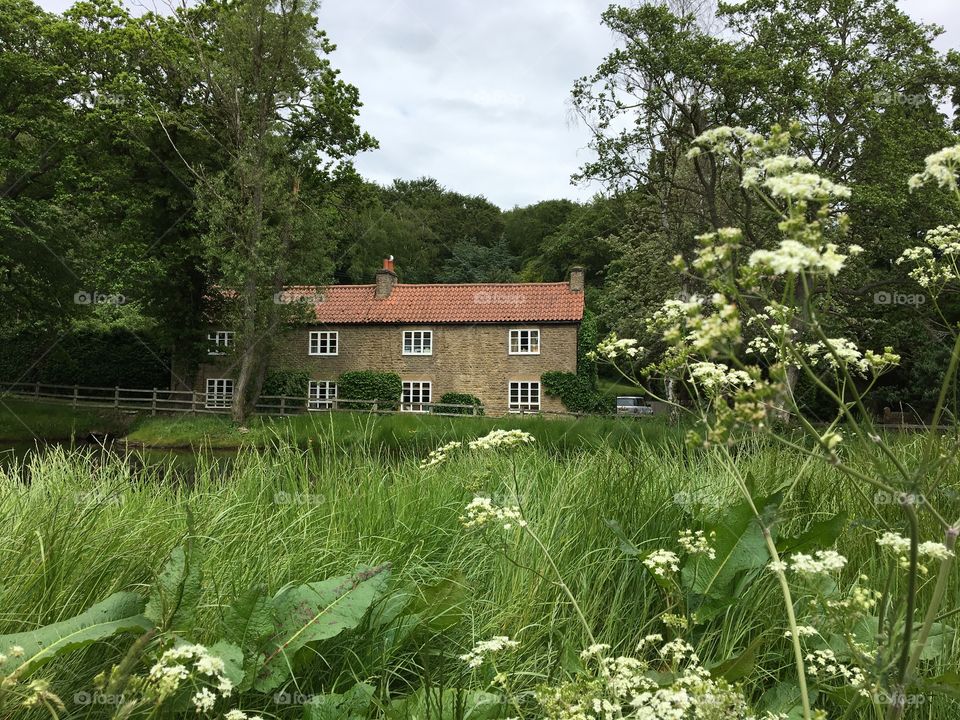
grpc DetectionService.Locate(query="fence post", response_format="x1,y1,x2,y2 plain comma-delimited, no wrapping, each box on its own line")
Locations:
191,391,197,414
372,399,378,414
280,396,286,416
34,382,39,399
151,388,157,416
73,384,79,408
114,386,120,408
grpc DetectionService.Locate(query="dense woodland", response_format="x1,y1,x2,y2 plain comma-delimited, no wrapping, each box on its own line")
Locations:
2,0,960,414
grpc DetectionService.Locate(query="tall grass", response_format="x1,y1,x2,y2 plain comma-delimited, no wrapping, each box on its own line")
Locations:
0,435,957,717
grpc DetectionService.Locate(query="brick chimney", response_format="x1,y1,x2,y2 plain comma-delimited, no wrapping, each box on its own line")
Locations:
375,256,397,299
569,266,585,292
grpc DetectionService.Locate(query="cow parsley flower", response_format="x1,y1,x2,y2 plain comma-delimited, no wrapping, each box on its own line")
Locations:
763,173,851,202
908,144,960,192
460,636,519,668
642,549,680,577
419,440,463,469
677,529,717,559
749,240,851,276
461,496,527,531
193,687,217,713
467,429,535,451
789,550,847,576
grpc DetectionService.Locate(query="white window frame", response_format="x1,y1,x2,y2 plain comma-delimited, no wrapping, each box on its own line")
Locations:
508,381,540,413
207,330,234,356
508,328,540,355
307,380,337,411
402,330,433,356
401,381,432,413
205,378,234,409
308,330,338,356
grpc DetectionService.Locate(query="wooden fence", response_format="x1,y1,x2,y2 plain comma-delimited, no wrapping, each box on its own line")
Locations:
0,381,487,418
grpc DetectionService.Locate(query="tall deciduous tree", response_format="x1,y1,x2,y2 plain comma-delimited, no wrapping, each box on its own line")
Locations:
171,0,375,420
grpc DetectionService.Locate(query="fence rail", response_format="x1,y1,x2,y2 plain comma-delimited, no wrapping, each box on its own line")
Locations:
0,381,489,418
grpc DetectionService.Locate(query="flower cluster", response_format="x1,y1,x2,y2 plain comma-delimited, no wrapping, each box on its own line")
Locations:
789,550,848,576
648,294,741,361
804,338,900,376
748,240,856,277
876,531,954,572
591,333,643,360
145,643,233,709
419,440,463,469
224,712,265,720
688,361,754,394
467,429,535,451
461,496,527,531
908,144,960,192
677,529,717,559
897,224,960,292
641,549,680,577
459,636,519,669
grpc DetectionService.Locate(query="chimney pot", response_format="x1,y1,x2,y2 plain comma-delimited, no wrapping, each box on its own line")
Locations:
383,256,394,272
569,266,585,292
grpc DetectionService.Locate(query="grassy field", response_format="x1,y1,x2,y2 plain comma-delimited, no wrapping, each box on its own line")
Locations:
0,398,681,453
0,428,957,718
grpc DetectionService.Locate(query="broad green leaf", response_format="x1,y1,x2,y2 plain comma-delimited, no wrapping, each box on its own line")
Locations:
922,670,960,698
681,497,771,599
778,513,848,555
759,680,817,720
709,636,764,682
145,542,203,632
224,585,274,651
303,681,375,720
0,592,151,679
254,564,391,692
384,688,507,720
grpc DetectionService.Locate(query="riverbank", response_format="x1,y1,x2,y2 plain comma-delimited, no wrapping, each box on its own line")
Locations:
0,398,680,453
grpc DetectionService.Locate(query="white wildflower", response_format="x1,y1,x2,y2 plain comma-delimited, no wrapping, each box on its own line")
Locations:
461,496,527,531
460,636,519,669
642,549,680,577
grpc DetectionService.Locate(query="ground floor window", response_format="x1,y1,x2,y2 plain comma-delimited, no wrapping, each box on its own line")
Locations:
508,381,540,412
401,381,431,412
308,380,337,410
205,378,233,409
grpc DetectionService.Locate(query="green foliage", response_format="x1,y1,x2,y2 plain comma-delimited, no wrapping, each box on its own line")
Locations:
261,370,310,397
253,564,391,692
576,308,600,383
337,370,402,410
0,592,151,681
541,371,612,414
434,392,484,415
303,682,375,720
145,540,203,633
0,330,169,388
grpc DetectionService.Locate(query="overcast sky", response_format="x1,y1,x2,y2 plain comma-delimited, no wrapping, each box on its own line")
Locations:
34,0,960,209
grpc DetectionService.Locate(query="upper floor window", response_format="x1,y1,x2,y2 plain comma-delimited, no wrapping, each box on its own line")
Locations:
308,380,337,410
403,330,433,355
401,381,431,413
309,331,338,356
509,328,540,355
207,330,234,356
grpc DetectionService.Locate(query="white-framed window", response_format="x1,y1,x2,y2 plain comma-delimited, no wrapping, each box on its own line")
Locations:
508,328,540,355
308,330,338,356
207,330,234,356
401,381,431,413
307,380,337,410
508,381,540,413
205,378,234,409
403,330,433,355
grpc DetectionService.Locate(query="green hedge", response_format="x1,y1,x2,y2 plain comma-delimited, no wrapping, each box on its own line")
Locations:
433,392,484,415
0,330,169,389
542,371,612,414
337,371,402,410
262,370,310,397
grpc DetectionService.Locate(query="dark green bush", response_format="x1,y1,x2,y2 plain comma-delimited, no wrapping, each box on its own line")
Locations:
262,370,310,397
0,330,169,389
337,371,402,410
433,392,484,415
542,371,612,414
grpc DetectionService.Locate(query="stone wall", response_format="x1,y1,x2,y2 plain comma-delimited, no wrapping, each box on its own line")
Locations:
196,322,579,415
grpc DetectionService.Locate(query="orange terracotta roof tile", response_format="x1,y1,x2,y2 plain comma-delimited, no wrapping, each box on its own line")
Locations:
278,283,583,324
